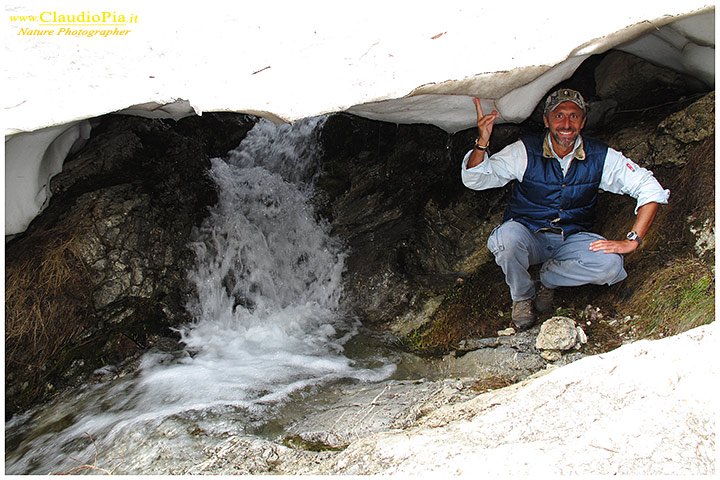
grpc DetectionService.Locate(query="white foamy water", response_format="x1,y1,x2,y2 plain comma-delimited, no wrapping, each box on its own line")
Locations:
5,117,395,475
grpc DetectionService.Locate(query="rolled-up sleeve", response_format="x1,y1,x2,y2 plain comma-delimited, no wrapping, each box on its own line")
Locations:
600,148,670,213
461,141,527,191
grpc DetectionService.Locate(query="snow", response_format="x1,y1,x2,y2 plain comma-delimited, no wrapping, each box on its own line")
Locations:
3,1,715,235
4,121,90,234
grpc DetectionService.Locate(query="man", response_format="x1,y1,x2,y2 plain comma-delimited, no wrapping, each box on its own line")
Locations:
462,88,669,329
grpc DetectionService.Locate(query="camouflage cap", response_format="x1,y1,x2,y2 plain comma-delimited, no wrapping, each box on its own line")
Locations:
544,88,586,115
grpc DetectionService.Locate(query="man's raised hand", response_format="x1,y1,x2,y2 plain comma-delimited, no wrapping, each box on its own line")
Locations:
474,97,500,147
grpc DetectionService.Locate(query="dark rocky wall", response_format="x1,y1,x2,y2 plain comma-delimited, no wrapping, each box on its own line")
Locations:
317,114,528,331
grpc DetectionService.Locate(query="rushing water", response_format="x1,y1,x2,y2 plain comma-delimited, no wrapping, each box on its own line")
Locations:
5,117,396,474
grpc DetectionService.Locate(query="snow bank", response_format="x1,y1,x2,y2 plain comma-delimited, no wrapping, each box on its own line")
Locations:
3,2,715,234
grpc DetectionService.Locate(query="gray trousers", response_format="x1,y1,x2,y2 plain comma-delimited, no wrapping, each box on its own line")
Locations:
487,220,627,302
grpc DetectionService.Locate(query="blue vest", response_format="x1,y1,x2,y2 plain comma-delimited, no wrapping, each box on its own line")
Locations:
503,134,608,237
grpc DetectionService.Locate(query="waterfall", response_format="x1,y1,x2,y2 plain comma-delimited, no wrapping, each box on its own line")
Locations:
5,117,395,475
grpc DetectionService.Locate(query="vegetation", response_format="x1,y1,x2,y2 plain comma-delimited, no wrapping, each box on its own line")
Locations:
5,222,93,412
622,257,714,338
400,264,510,355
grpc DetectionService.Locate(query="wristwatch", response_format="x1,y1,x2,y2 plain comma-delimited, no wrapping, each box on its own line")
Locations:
626,231,643,246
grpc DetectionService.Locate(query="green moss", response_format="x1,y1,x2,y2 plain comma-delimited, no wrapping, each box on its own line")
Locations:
400,265,511,356
282,434,346,452
624,257,714,338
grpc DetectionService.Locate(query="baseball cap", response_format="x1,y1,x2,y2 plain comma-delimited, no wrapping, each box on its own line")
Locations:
544,88,586,115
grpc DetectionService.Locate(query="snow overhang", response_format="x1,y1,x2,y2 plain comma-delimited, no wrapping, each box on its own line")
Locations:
3,2,715,235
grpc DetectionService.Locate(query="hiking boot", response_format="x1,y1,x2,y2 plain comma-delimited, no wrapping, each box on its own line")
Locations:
533,284,555,314
512,299,536,329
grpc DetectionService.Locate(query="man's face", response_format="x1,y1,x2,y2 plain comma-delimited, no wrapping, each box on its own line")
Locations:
543,101,587,151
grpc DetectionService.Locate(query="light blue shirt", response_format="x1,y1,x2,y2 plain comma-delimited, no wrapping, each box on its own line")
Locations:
462,133,670,214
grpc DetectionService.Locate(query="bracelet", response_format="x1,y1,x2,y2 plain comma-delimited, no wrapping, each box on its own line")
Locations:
474,138,489,151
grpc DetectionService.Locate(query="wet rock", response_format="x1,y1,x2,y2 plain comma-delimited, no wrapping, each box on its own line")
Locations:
441,346,547,380
444,327,548,380
186,435,333,475
284,379,477,450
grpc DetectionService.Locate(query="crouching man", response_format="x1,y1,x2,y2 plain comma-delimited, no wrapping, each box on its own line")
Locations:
462,89,669,329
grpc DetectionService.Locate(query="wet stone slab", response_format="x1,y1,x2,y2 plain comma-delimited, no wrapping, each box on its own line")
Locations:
283,378,478,449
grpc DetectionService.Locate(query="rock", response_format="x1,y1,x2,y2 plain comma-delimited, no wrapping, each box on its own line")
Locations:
658,91,715,144
440,344,546,380
600,91,715,169
575,326,588,348
540,350,562,362
441,327,553,381
284,379,477,450
536,317,580,351
594,51,704,110
497,327,515,336
186,435,332,475
689,217,715,257
319,114,517,328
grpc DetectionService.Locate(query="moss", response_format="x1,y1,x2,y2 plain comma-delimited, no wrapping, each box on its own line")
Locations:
282,434,346,452
400,264,511,356
467,376,516,394
622,257,715,338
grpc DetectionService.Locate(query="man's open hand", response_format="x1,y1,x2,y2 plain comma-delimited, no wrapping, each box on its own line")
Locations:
589,239,639,254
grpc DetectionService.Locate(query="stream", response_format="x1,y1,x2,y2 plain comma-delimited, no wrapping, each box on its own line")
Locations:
5,116,399,474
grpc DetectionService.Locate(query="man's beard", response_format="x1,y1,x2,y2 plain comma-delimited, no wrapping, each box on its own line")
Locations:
551,129,579,148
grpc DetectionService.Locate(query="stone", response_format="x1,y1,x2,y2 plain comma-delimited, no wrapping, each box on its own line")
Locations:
440,346,547,381
658,91,715,143
284,379,477,450
595,51,702,110
540,350,562,362
575,326,588,348
536,317,579,351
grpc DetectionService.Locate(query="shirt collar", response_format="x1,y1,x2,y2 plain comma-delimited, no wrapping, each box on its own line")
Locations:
543,133,585,160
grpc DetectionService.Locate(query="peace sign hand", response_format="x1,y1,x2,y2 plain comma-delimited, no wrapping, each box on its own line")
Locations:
473,98,499,148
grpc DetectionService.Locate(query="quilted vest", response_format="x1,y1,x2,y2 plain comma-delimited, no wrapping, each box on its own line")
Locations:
503,134,608,237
